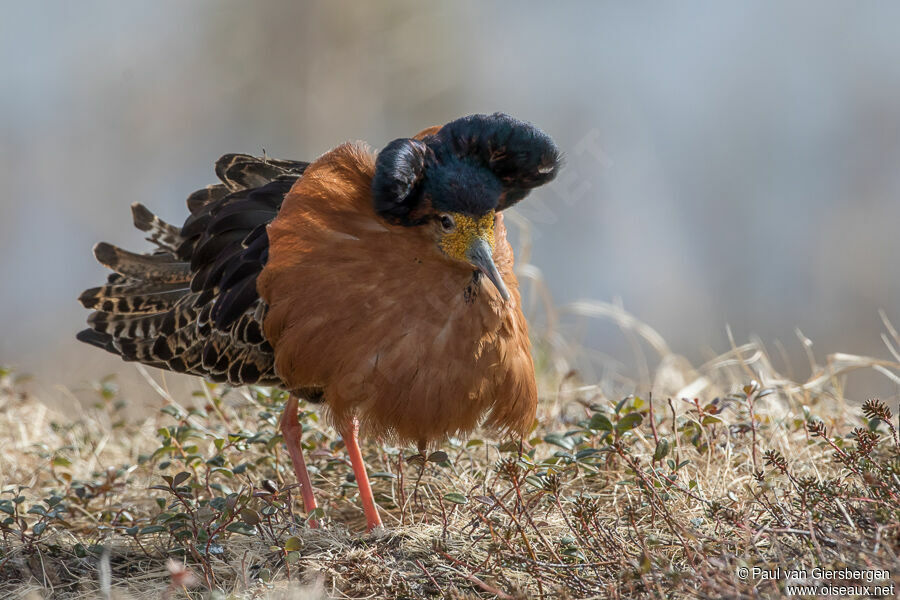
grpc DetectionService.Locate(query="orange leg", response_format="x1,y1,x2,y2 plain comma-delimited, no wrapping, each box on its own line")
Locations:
280,394,319,528
342,417,382,531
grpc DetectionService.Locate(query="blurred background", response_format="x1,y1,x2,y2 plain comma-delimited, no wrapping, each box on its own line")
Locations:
2,1,898,406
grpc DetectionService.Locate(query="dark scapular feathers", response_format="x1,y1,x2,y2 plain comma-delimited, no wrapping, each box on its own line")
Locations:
77,153,308,386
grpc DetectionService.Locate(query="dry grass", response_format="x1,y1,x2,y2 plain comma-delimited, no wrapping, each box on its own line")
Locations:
3,301,900,598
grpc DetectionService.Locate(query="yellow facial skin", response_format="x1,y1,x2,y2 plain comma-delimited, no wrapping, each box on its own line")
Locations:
439,212,495,262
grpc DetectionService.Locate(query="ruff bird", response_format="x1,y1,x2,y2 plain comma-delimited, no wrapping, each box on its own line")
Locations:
77,113,561,531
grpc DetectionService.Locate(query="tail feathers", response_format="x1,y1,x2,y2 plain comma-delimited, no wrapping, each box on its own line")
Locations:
131,203,183,253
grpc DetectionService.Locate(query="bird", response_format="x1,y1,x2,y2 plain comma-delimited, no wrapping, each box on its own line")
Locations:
77,112,561,531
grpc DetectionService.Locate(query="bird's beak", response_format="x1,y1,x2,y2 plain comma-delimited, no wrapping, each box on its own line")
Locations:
466,237,511,302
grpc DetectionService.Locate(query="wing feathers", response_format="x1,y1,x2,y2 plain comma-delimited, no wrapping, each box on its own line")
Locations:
186,184,228,213
78,154,304,387
131,202,184,252
93,242,191,281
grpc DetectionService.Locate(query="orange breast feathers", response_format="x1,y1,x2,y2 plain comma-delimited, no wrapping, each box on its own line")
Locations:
257,142,537,445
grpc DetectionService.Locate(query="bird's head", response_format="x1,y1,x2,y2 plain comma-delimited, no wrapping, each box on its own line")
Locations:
372,113,561,301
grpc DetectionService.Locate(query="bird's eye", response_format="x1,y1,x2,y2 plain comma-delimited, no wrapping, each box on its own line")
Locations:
439,214,456,232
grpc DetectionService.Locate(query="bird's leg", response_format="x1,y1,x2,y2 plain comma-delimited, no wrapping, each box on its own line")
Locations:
280,394,319,528
341,417,382,531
